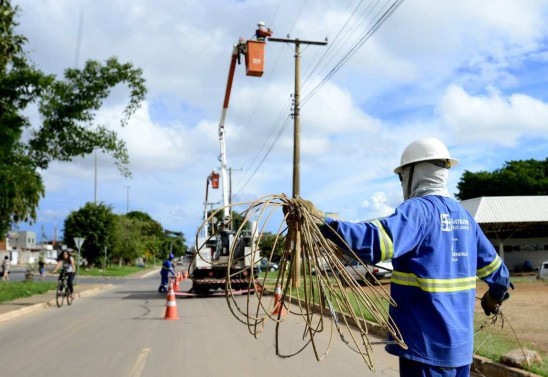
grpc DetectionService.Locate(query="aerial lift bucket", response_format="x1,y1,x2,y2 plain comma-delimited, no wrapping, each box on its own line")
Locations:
211,171,220,189
245,40,265,77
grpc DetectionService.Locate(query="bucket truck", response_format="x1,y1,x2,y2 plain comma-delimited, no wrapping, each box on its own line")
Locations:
189,23,272,295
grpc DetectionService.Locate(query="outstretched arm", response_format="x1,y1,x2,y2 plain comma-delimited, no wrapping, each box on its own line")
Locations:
52,261,61,273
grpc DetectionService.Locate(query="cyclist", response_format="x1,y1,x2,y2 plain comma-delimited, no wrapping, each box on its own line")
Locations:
159,253,176,293
52,250,76,298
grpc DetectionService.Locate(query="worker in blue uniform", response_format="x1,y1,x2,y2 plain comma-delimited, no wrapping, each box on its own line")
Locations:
298,137,512,377
159,253,176,293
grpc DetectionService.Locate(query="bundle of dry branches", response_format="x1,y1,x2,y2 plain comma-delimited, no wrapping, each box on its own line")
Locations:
195,194,406,370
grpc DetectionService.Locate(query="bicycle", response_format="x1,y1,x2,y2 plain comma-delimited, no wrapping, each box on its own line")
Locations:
56,271,73,307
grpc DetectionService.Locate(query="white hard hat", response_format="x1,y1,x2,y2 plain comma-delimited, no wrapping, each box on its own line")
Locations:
258,21,266,27
394,137,458,173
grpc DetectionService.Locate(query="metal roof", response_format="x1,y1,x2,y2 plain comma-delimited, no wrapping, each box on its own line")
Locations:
460,196,548,224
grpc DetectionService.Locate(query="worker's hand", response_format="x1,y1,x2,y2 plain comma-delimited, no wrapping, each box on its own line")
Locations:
481,290,508,316
297,198,325,221
283,197,325,224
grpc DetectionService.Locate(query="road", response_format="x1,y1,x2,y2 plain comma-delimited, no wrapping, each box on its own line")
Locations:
0,273,400,377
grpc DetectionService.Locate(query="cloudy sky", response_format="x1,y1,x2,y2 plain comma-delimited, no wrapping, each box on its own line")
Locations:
14,0,548,245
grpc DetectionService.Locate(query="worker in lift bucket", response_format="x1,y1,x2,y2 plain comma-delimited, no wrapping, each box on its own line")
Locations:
293,137,513,377
255,21,272,41
159,253,176,293
214,216,234,260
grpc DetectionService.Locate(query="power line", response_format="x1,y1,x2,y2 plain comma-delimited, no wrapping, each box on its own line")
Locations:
234,0,406,194
302,0,406,105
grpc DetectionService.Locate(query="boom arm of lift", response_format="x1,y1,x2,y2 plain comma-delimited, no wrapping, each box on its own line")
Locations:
216,29,269,228
217,43,243,223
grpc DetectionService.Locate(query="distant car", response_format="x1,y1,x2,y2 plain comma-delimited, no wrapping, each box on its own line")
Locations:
370,259,393,280
538,261,548,280
45,258,58,265
339,258,393,284
259,258,279,272
311,256,335,275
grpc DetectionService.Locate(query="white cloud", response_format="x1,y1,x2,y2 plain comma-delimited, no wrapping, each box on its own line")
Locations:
13,0,548,241
360,191,396,220
439,85,548,146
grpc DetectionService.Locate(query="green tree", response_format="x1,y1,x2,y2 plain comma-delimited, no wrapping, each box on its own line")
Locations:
0,0,146,236
258,232,284,263
63,202,116,264
111,215,145,264
163,230,187,257
456,159,548,200
127,211,166,260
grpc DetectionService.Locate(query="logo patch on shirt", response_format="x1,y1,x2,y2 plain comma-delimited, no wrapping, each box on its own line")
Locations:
440,214,470,231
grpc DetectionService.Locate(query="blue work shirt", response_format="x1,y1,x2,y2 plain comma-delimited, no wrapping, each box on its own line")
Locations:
323,195,511,368
161,259,175,278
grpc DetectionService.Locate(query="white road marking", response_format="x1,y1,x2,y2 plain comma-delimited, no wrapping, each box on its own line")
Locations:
130,347,151,377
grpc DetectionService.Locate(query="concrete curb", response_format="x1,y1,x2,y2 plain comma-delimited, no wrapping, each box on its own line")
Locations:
0,301,54,324
0,284,114,324
472,355,542,377
298,299,542,377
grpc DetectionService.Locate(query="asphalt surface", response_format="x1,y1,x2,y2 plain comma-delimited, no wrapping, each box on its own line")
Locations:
0,271,403,377
0,268,523,377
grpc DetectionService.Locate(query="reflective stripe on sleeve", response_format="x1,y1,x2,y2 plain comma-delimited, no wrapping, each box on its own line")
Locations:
476,256,502,279
391,271,477,293
372,220,394,260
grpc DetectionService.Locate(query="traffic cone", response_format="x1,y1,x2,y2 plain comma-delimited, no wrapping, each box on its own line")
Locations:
173,276,180,292
183,271,189,280
177,272,182,282
271,285,287,316
164,283,179,320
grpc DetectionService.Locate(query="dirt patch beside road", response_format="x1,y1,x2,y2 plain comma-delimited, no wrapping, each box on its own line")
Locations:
370,278,548,354
476,279,548,354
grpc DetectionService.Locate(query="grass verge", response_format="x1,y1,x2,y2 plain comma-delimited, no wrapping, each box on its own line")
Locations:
474,317,547,376
0,281,57,304
76,265,153,277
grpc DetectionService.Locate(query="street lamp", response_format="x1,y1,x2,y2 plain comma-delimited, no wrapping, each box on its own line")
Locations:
169,238,178,256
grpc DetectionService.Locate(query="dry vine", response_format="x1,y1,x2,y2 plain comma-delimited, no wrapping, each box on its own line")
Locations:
474,307,533,376
195,194,406,370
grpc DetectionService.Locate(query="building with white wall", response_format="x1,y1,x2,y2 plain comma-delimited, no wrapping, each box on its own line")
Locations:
461,196,548,272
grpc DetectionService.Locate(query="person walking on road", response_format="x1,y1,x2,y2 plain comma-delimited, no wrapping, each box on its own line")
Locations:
38,258,46,279
52,251,76,298
2,255,10,281
296,137,513,377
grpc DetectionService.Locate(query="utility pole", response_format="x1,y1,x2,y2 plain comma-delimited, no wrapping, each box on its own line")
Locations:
269,37,327,197
268,36,327,288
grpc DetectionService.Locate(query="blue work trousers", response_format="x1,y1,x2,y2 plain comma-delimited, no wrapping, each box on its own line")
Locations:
399,357,471,377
